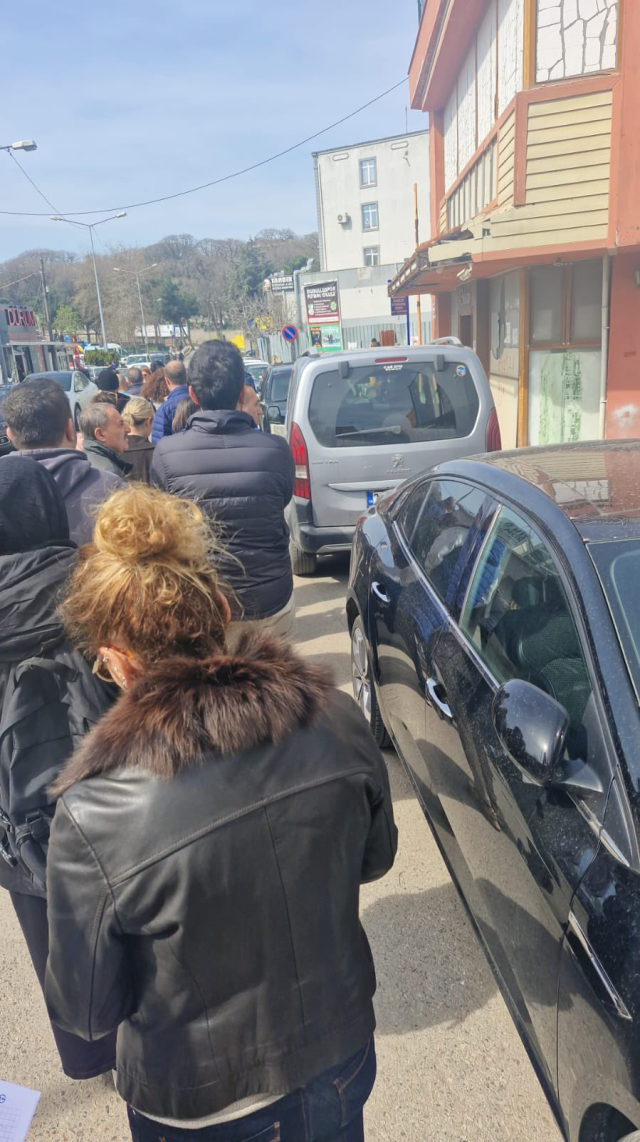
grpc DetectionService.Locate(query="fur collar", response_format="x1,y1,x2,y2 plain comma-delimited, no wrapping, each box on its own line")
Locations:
53,632,332,795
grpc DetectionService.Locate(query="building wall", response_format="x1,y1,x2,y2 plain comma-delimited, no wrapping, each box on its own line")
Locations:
536,0,619,83
297,265,426,328
606,254,640,439
315,132,430,273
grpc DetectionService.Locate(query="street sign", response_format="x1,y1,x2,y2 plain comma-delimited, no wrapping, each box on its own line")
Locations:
391,294,409,316
271,275,295,293
282,324,298,342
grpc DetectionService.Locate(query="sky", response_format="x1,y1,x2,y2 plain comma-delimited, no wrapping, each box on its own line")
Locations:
0,0,426,261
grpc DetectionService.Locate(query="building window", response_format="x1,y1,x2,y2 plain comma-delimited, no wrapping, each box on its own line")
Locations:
363,246,380,267
362,202,379,231
360,157,377,187
530,261,603,347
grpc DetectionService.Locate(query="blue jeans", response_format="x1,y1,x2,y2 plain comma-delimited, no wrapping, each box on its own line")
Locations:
127,1037,376,1142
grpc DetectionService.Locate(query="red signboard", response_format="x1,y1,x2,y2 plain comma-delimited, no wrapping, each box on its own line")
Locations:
2,306,40,342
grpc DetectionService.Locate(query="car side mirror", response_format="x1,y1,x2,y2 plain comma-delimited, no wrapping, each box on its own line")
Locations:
493,680,569,786
267,404,281,423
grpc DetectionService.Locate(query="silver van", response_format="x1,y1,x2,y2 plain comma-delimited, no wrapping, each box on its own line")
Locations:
285,344,501,575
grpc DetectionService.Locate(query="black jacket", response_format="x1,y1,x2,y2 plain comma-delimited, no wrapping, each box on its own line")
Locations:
151,410,295,619
83,438,132,479
45,633,397,1121
0,545,113,897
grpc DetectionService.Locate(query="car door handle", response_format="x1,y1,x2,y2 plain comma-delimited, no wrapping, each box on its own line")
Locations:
426,677,453,721
371,582,390,604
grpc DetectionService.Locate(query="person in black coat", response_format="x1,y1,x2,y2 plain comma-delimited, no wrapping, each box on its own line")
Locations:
0,457,117,1079
44,483,396,1141
150,340,296,637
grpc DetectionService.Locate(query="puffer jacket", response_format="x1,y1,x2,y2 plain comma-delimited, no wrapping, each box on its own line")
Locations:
0,545,114,896
45,633,397,1121
8,449,122,546
150,410,295,619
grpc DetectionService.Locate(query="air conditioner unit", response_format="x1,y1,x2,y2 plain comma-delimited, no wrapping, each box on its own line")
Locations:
337,212,351,225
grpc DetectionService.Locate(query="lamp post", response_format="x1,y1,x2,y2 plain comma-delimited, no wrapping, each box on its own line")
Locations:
113,263,158,357
51,212,127,350
0,140,37,153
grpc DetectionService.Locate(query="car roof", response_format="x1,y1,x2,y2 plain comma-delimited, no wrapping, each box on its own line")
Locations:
434,440,640,539
24,370,72,379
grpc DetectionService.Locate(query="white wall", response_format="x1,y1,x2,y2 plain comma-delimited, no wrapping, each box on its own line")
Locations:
536,0,618,82
315,131,430,273
443,0,524,194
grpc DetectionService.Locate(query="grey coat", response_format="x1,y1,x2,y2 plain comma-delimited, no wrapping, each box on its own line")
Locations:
83,439,132,480
10,448,122,546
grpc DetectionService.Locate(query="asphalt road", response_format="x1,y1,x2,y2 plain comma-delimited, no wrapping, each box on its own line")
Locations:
0,557,562,1142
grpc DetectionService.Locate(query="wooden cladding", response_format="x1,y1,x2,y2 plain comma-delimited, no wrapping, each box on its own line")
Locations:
447,139,497,230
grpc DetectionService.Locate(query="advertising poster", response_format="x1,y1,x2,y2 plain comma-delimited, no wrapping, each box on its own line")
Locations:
305,281,340,324
310,325,343,353
528,350,601,445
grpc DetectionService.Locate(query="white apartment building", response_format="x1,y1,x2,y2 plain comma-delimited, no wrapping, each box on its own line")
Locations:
300,130,431,340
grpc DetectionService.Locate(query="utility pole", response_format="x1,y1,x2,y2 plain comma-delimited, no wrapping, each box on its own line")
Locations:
40,257,53,340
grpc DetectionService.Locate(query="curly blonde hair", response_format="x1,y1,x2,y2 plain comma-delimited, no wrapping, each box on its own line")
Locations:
62,485,228,662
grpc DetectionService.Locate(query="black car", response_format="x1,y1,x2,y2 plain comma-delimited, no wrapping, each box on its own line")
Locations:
260,364,292,432
347,442,640,1142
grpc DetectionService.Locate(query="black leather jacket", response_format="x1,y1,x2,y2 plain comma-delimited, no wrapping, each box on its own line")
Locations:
45,632,397,1121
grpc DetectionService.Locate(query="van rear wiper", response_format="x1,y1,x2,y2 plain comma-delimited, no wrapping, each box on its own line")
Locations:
336,425,404,438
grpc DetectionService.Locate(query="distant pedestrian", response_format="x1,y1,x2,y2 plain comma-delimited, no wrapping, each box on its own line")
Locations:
171,396,199,434
96,367,129,414
141,366,168,408
2,379,122,545
0,457,117,1081
121,397,155,483
126,366,144,396
151,340,296,637
370,338,381,348
80,403,132,479
151,360,189,444
45,483,396,1140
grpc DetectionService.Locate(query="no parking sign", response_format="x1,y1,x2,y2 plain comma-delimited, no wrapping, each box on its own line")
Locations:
282,324,298,342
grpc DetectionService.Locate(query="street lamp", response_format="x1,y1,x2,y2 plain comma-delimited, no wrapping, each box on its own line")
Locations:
0,140,37,153
113,263,158,357
51,212,127,350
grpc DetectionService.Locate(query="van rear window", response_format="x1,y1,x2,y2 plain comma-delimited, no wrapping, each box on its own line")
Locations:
308,361,480,448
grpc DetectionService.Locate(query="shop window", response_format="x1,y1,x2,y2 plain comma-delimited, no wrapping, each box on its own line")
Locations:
571,261,603,344
530,266,563,345
530,261,602,348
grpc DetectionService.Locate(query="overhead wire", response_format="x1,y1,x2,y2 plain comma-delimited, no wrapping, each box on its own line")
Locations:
0,270,42,291
8,150,61,214
0,78,408,219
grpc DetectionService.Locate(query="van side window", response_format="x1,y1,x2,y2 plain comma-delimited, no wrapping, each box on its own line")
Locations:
410,480,488,607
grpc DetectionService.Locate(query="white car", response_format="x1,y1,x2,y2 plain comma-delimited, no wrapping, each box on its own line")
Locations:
244,358,269,393
125,354,152,369
23,370,99,429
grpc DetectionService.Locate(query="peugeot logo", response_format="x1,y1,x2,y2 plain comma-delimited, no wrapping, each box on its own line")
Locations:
391,454,405,470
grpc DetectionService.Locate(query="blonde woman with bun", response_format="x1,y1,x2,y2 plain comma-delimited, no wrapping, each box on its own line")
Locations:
121,397,155,482
44,485,396,1142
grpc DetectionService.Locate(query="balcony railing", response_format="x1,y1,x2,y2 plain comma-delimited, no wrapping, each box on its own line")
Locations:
446,138,497,231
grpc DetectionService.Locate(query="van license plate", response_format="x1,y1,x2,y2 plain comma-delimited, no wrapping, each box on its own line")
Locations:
367,492,379,508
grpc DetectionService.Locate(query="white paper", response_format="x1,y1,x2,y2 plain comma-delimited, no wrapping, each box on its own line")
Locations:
0,1080,41,1142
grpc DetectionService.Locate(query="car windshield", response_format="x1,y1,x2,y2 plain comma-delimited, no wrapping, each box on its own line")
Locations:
246,364,266,383
271,370,291,402
25,372,71,392
589,538,640,699
308,359,480,448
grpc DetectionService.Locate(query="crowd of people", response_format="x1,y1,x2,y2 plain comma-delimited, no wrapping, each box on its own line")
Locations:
0,339,397,1142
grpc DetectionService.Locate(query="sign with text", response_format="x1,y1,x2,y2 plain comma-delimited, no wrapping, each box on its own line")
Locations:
304,281,340,325
310,324,343,353
270,275,295,293
390,294,409,316
2,307,41,342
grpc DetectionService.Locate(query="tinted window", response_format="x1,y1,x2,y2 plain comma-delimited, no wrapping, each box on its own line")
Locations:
410,480,488,606
246,364,266,384
397,482,429,544
589,538,640,700
270,369,292,402
461,505,591,732
308,360,480,449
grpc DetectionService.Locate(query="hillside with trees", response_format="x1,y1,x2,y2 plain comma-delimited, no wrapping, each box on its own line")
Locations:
0,229,318,346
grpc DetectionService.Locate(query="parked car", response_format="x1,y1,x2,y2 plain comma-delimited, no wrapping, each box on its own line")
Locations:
347,441,640,1142
244,357,269,394
285,345,500,576
125,354,152,370
261,364,292,435
23,370,99,428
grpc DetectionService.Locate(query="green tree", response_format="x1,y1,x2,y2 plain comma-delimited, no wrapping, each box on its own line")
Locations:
53,303,81,335
158,278,199,336
226,240,272,303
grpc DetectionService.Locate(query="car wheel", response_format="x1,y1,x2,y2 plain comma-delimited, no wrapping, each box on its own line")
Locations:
351,616,390,748
290,542,317,577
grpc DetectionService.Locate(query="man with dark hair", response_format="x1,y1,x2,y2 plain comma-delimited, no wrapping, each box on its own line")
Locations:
151,340,296,636
96,368,129,413
3,380,122,545
151,360,189,444
80,403,132,479
126,366,144,396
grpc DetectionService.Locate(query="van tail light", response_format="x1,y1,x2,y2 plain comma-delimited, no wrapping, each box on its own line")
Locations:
290,422,311,500
486,408,502,452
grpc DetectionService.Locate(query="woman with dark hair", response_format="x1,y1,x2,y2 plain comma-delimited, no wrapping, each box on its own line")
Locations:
141,364,168,408
45,484,397,1141
0,457,117,1080
171,395,199,434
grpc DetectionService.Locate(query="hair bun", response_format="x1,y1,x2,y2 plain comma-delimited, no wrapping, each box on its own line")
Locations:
92,487,206,565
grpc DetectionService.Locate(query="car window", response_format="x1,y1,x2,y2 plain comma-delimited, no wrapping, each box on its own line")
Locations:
396,482,429,544
271,371,292,402
308,359,480,449
73,372,87,392
409,479,489,607
461,505,592,734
